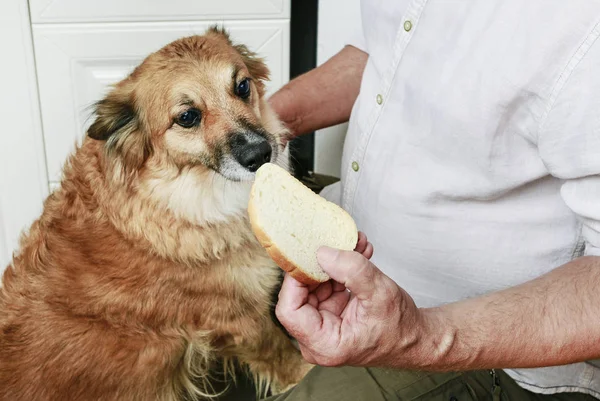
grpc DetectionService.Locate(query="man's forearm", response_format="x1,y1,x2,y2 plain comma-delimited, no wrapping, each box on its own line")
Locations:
269,45,368,138
409,256,600,371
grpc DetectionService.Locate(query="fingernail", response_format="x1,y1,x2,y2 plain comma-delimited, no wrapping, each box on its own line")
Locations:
317,246,339,265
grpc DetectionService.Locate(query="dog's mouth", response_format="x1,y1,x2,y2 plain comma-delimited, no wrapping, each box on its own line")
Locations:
217,131,280,182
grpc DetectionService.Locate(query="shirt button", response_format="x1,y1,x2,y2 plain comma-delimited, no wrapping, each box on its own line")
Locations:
404,20,413,32
351,161,359,172
376,94,383,105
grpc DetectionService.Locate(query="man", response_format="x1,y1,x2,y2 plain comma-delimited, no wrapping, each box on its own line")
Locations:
265,1,600,400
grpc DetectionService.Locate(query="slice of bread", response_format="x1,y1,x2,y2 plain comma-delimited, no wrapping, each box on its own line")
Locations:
248,163,358,285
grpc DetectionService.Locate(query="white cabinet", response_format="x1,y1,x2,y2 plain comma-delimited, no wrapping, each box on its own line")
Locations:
0,0,291,270
29,0,290,23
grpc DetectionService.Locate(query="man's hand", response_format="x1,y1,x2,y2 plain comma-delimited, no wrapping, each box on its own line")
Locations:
275,232,427,368
277,230,600,372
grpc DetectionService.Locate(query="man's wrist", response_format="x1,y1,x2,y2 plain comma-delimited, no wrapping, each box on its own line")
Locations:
386,307,465,371
418,307,460,369
268,87,301,138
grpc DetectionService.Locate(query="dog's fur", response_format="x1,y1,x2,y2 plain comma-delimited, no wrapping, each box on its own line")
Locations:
0,27,311,401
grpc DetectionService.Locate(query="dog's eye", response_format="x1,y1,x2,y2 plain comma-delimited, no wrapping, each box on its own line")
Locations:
235,78,251,99
176,109,201,128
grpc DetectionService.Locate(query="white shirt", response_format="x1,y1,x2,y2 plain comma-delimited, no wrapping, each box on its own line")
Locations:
335,0,600,397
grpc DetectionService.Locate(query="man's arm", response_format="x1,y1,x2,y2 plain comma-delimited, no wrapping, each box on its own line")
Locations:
417,256,600,370
269,45,368,139
276,248,600,371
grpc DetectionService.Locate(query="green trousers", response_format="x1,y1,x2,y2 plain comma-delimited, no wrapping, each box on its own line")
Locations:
264,366,596,401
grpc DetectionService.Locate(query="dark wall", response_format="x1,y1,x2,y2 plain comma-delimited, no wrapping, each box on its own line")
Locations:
288,0,318,178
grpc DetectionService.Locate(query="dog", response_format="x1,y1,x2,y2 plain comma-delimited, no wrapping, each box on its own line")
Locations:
0,27,312,401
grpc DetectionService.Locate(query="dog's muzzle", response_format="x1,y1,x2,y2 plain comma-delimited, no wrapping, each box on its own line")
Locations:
229,131,272,172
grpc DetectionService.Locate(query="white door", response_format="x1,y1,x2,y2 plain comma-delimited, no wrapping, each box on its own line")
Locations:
0,0,49,271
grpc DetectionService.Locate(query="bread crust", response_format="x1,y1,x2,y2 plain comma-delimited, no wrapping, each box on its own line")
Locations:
248,188,328,286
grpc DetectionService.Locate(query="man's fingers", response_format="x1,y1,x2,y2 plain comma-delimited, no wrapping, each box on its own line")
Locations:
305,281,342,311
317,247,378,300
276,274,323,340
354,232,374,259
297,309,346,367
318,289,351,316
277,273,308,309
332,280,346,292
314,280,333,302
354,231,368,253
308,293,319,308
363,242,374,259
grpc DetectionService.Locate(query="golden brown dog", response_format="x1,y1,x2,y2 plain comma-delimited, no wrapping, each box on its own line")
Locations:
0,27,311,401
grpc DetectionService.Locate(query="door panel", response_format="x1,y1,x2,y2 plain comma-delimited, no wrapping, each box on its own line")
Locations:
29,0,289,23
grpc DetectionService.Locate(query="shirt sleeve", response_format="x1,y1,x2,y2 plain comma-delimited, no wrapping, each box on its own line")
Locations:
345,0,367,53
346,26,367,53
538,30,600,256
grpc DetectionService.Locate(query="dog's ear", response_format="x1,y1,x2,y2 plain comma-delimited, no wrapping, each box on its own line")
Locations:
207,25,231,41
233,43,270,83
88,93,137,141
88,88,151,179
207,25,270,93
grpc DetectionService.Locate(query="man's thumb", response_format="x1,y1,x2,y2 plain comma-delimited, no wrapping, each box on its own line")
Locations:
317,247,377,300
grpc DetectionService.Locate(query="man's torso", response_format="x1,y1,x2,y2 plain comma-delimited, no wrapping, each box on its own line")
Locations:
341,0,600,396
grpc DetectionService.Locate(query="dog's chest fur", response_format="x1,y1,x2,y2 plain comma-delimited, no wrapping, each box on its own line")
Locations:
0,145,284,400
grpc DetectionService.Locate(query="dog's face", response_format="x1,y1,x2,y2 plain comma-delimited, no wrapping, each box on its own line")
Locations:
88,27,284,182
86,28,287,224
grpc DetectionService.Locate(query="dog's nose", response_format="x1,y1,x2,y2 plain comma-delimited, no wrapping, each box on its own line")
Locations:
230,133,272,172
